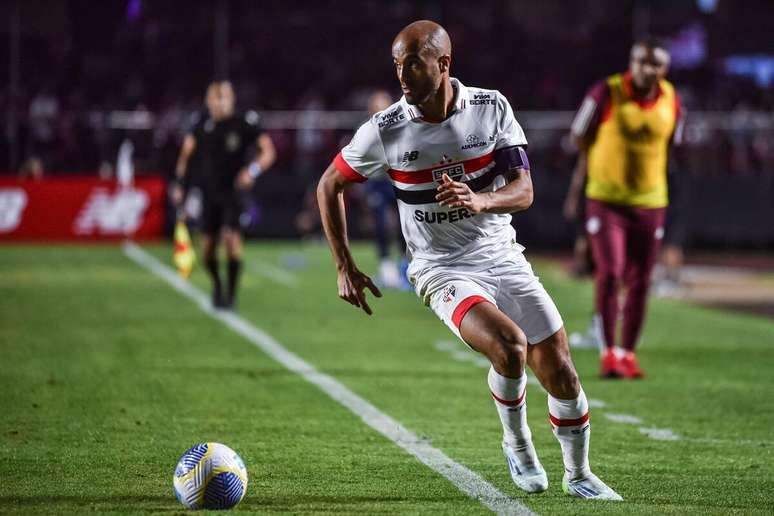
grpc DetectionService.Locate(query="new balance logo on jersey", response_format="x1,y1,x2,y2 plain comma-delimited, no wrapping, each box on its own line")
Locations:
432,163,464,183
414,208,472,224
401,150,419,163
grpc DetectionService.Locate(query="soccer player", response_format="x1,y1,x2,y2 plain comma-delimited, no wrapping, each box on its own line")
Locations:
317,20,621,500
567,38,683,378
171,81,276,308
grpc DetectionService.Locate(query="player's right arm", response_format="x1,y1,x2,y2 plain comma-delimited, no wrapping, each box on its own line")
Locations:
317,163,382,315
564,80,608,220
170,134,197,207
317,118,387,315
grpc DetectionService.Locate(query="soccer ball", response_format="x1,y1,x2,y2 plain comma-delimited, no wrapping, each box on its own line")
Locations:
173,442,248,510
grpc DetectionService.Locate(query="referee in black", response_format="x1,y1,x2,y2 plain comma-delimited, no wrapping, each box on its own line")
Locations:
172,81,276,309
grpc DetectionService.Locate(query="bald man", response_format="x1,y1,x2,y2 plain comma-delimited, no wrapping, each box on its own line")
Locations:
317,21,621,500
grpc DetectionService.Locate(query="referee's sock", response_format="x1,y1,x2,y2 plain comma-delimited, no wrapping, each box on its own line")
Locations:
205,257,223,307
226,258,242,307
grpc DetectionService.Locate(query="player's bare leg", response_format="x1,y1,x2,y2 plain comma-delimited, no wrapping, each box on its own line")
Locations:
223,229,243,309
459,302,548,493
528,329,622,500
202,233,224,308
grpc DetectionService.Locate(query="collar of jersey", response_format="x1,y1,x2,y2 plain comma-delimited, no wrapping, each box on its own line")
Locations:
399,78,468,122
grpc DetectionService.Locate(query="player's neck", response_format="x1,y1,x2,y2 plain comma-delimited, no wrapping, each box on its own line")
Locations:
419,79,455,123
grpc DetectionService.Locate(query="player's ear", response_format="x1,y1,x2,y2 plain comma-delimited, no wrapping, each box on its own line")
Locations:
438,55,451,74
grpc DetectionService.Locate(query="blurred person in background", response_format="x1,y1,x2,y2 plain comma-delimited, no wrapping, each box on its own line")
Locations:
171,81,276,309
18,157,45,181
568,37,684,379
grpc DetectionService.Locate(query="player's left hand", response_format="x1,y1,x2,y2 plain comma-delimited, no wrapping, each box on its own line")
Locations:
236,168,255,189
435,173,488,213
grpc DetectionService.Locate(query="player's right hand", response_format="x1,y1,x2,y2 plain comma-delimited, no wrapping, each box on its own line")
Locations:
337,266,382,315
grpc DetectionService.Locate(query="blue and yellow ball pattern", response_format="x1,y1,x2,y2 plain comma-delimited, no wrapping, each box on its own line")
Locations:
173,442,248,510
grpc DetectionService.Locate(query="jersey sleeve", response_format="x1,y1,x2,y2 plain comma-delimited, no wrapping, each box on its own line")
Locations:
494,92,528,149
571,80,610,140
187,111,204,139
335,118,388,183
243,110,264,141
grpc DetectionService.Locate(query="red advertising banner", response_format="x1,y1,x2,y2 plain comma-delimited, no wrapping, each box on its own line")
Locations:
0,176,166,241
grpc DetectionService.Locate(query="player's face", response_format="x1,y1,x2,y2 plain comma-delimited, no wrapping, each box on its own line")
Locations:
219,82,236,117
629,45,670,91
205,83,236,120
205,85,221,119
392,46,442,105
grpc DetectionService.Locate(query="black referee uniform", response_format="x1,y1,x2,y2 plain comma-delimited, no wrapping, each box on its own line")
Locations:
191,110,264,235
189,110,264,308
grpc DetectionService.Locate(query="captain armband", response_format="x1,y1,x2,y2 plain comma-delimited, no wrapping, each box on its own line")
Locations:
493,146,530,175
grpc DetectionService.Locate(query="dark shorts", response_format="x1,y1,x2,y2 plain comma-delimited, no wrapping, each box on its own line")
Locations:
202,191,245,236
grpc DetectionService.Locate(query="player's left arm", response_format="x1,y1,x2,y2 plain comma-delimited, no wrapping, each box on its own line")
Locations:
436,146,533,214
237,112,278,188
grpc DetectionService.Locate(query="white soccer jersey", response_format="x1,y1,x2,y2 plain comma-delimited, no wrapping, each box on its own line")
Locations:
334,78,528,279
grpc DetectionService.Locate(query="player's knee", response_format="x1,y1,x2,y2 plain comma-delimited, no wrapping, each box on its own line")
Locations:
548,359,581,398
597,268,622,289
490,326,527,374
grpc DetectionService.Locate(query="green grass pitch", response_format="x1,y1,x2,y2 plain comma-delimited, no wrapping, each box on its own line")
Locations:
1,242,773,514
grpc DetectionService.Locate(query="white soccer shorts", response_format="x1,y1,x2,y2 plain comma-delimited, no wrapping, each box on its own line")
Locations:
416,251,564,347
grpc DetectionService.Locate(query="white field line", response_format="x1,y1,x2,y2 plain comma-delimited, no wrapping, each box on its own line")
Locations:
246,260,299,288
123,242,533,516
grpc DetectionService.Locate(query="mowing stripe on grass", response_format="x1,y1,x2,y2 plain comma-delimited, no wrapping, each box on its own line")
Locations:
123,242,533,516
246,260,299,288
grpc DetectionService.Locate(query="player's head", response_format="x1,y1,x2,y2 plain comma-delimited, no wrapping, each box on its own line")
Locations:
367,90,392,115
392,20,452,105
205,81,236,120
629,37,670,91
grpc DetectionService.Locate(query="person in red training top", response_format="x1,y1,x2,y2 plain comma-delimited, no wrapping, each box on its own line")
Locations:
566,37,684,379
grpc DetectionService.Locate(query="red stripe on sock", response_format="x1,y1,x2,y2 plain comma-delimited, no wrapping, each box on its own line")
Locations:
490,387,526,407
549,412,589,427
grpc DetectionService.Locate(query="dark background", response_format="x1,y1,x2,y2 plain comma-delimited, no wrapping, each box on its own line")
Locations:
1,0,773,248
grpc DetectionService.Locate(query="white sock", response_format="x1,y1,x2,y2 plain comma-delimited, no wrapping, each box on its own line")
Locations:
487,366,531,448
548,390,591,479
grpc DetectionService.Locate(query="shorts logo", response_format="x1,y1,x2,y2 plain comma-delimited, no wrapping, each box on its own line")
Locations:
586,216,601,235
432,163,464,183
442,285,457,303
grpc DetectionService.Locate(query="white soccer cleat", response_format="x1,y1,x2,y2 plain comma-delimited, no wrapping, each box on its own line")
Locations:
562,471,623,501
502,440,548,493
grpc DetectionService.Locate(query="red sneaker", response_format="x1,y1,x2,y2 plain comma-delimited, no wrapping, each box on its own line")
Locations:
619,352,645,379
600,348,621,379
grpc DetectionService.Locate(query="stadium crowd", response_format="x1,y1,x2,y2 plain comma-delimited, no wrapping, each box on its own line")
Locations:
2,0,773,178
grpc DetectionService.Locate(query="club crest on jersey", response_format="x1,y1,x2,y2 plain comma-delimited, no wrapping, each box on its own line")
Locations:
442,285,457,303
432,163,464,183
225,132,240,152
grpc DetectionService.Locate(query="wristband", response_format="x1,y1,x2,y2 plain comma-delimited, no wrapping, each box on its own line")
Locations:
248,162,262,179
